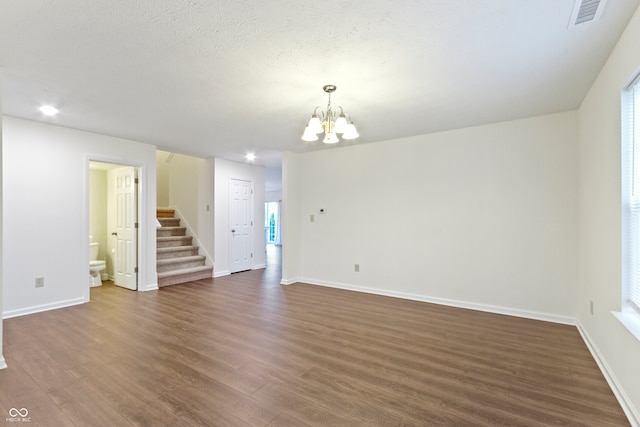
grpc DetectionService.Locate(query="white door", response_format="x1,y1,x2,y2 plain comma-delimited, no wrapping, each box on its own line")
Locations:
229,178,252,273
114,167,138,290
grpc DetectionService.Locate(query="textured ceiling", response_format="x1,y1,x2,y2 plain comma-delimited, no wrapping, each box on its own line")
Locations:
1,0,639,189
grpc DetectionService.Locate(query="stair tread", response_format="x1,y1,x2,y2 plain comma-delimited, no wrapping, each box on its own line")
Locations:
157,255,205,265
158,226,186,230
157,265,212,278
157,245,198,252
157,235,192,241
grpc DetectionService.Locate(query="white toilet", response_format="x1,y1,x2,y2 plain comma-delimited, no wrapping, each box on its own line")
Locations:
89,239,106,287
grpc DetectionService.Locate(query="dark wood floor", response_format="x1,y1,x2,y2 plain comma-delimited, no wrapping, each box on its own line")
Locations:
0,245,629,426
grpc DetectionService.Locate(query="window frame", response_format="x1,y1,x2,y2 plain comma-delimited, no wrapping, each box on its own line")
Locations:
617,70,640,341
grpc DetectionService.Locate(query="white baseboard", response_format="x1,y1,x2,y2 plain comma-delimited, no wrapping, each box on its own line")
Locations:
297,277,576,325
0,355,7,370
140,282,159,292
214,265,265,276
214,270,230,278
2,297,86,319
577,323,640,427
280,278,297,285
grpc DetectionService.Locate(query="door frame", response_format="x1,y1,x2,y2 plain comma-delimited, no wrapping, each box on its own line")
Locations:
85,157,143,301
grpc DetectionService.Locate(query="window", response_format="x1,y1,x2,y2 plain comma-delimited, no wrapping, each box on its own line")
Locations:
619,71,640,340
269,212,276,242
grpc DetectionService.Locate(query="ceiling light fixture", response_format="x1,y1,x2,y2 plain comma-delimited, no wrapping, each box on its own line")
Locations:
245,152,256,162
39,105,59,116
302,85,359,144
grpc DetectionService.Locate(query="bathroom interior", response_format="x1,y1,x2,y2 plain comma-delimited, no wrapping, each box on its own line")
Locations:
89,161,136,289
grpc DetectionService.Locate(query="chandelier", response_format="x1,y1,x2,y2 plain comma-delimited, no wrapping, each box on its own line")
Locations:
301,85,359,144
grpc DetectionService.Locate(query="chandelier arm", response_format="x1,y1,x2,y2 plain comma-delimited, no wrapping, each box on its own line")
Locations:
313,106,323,121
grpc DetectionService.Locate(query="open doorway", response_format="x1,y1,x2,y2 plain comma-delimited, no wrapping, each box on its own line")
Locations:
89,161,140,293
265,201,281,272
265,201,281,246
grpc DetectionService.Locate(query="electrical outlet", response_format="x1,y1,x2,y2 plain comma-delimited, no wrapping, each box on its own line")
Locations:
35,277,44,288
590,300,594,315
355,264,360,272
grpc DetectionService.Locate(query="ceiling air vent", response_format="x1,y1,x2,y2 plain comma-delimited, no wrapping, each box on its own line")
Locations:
570,0,607,25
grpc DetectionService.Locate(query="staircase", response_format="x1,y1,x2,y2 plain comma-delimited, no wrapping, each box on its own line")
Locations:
157,209,213,287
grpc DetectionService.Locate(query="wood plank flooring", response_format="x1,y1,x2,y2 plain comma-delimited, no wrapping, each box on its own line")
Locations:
0,246,629,426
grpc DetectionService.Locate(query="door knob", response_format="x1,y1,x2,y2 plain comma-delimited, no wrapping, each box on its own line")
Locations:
231,229,236,233
111,232,118,236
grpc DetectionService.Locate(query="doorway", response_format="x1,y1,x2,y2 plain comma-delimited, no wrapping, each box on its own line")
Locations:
89,161,140,291
265,201,281,246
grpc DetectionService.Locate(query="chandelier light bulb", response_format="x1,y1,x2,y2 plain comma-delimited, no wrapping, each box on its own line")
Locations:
302,126,319,141
334,114,348,134
308,114,323,134
323,132,339,144
342,123,359,140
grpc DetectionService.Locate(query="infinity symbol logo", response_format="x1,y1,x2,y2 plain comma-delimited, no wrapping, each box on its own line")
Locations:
9,408,28,417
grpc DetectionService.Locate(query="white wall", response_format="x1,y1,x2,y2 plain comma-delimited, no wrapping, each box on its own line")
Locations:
213,158,266,276
281,152,301,285
266,190,282,203
89,168,109,274
0,80,5,369
156,150,171,207
167,153,215,267
2,117,158,318
577,6,640,424
283,111,579,322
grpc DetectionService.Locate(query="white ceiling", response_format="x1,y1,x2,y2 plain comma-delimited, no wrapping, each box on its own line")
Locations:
1,0,638,190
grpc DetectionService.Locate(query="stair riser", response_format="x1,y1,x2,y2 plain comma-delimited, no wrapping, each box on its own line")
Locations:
157,227,187,237
157,237,193,248
157,259,206,273
158,269,212,287
157,248,199,260
157,210,175,218
158,218,180,227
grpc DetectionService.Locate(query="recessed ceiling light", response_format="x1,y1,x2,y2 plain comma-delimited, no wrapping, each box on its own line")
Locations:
39,105,59,116
245,152,256,162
